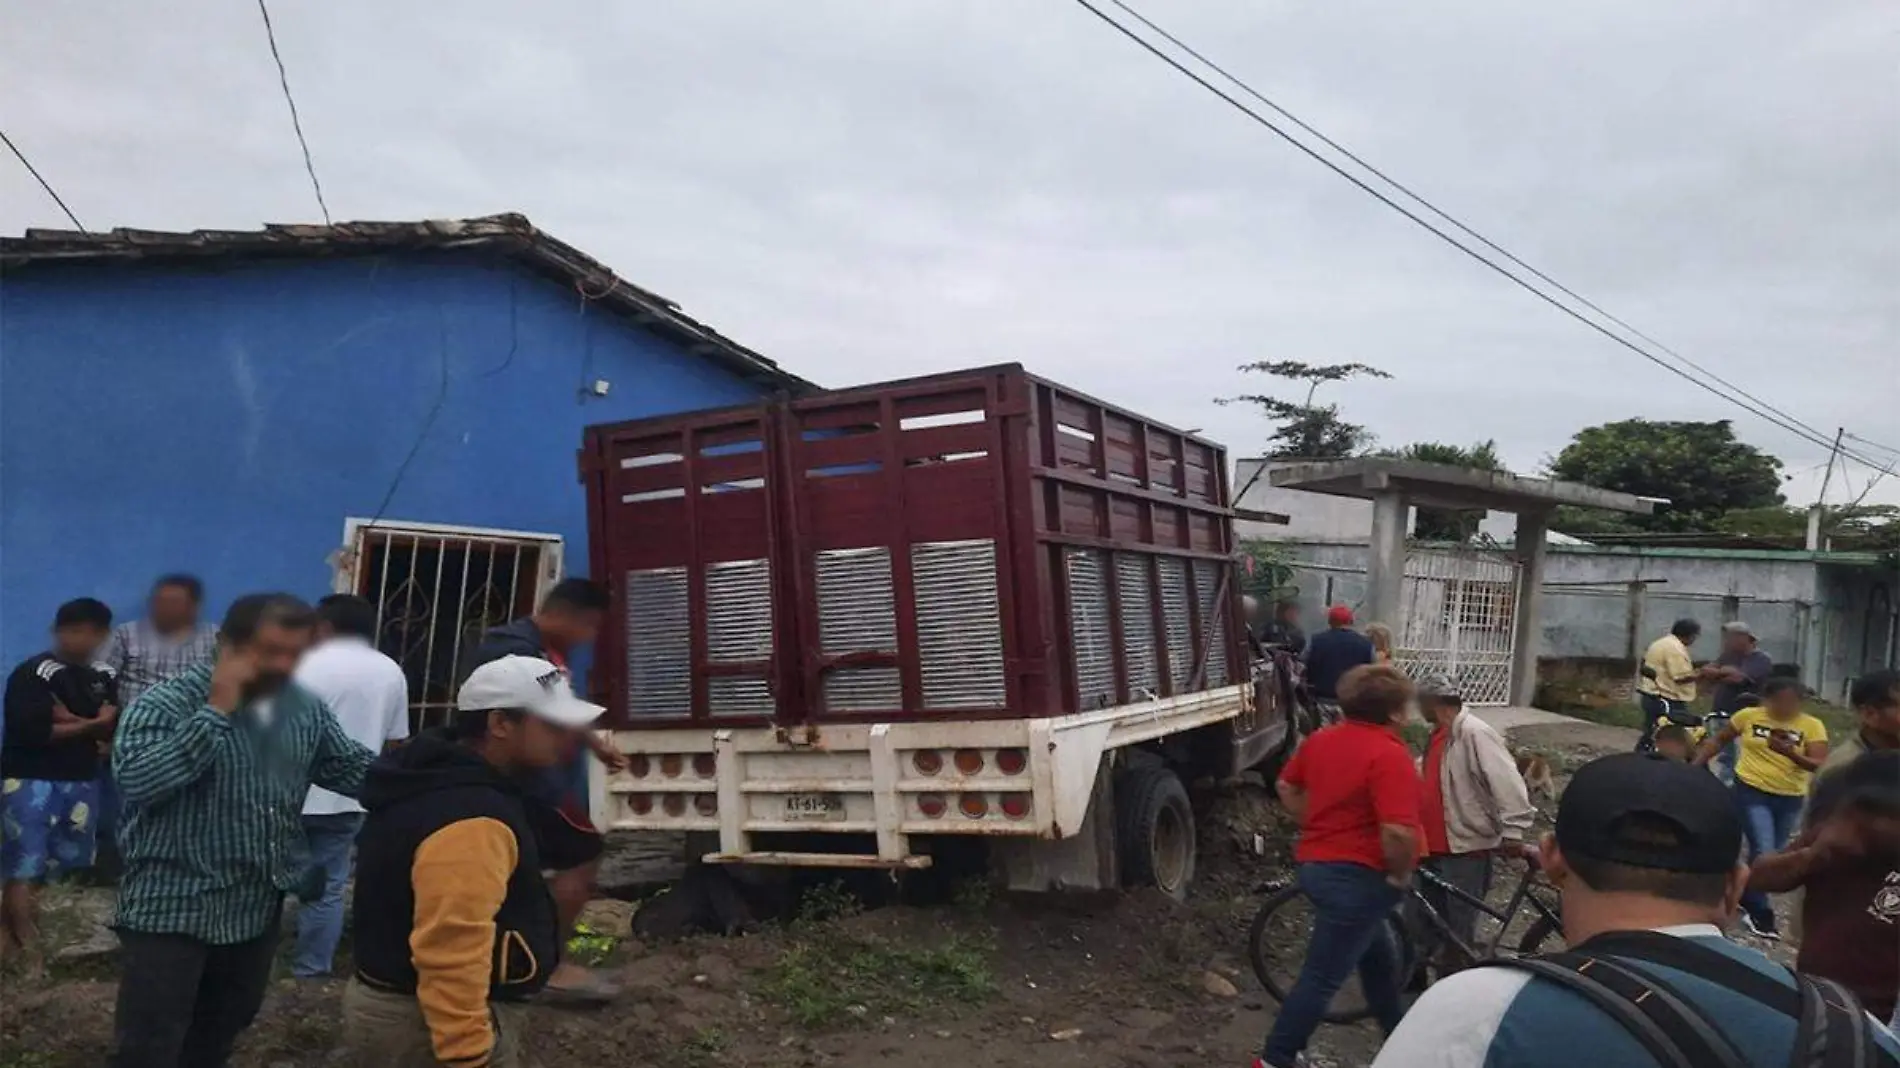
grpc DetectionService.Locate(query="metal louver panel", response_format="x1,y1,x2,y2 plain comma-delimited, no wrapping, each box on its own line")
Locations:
1194,559,1230,687
913,539,1006,709
815,547,901,712
1066,548,1116,711
704,559,774,716
1116,553,1159,699
626,567,689,716
1158,557,1193,692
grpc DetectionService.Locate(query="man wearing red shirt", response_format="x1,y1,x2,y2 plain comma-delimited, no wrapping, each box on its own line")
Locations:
1262,664,1423,1068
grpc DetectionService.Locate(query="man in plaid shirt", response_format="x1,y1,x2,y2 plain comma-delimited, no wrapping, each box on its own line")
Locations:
95,574,218,874
108,593,374,1068
99,575,219,708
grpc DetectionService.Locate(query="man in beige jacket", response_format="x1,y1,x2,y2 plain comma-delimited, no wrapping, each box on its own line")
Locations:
1414,673,1536,968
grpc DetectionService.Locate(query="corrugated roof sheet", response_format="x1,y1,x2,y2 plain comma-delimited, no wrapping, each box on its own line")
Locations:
0,213,812,392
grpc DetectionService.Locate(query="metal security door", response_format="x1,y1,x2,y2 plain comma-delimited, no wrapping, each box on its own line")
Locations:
334,518,564,729
1396,547,1519,706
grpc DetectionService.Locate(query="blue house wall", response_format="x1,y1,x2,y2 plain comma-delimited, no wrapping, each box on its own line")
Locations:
0,253,770,669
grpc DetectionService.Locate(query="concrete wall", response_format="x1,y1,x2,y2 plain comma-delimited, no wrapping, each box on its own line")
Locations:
0,253,768,668
1272,540,1893,698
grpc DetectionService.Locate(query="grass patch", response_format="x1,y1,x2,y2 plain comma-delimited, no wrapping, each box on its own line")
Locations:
759,926,995,1029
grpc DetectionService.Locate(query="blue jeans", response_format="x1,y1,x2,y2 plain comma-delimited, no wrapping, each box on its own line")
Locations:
1735,781,1803,931
292,812,364,978
1636,693,1688,751
1263,862,1406,1066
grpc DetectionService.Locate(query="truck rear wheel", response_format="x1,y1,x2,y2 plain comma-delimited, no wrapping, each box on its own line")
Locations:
1115,765,1196,900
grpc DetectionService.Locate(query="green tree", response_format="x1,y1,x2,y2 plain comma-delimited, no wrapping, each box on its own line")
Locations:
1382,440,1506,541
1714,503,1900,550
1547,419,1784,533
1218,360,1391,459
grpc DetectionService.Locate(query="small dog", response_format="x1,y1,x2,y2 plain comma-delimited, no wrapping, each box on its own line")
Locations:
1516,751,1556,799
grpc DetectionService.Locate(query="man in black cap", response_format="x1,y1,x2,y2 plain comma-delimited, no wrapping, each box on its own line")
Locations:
1369,753,1899,1068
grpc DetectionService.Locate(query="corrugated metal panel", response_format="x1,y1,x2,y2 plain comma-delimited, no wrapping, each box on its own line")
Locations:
1159,557,1193,692
1194,560,1229,688
1117,553,1159,699
815,547,901,711
626,567,690,716
913,539,1006,709
1066,549,1116,710
704,558,774,716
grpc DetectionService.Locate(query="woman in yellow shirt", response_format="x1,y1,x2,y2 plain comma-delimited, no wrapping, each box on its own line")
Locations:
1696,676,1829,938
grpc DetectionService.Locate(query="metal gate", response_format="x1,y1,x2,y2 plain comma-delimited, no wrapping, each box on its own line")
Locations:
333,519,564,730
1396,547,1520,706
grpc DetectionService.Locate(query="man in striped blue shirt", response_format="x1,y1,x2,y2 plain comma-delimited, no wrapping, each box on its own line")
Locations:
108,593,375,1068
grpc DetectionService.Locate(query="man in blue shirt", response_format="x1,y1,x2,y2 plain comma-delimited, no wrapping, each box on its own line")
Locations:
1302,605,1376,726
1371,753,1899,1068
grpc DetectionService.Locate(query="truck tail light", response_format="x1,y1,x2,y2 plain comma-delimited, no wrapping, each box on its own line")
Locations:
628,794,653,815
1000,793,1031,820
918,793,948,818
693,794,717,817
662,794,686,817
953,749,984,775
913,750,943,776
692,754,716,778
996,748,1028,775
958,793,988,819
660,754,683,778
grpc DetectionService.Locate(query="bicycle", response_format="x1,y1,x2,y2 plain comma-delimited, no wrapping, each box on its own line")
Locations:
1247,856,1565,1024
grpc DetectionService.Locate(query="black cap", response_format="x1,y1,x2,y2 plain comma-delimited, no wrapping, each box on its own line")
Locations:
1555,753,1743,875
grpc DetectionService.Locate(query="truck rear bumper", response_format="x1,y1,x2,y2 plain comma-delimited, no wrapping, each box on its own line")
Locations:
588,684,1250,867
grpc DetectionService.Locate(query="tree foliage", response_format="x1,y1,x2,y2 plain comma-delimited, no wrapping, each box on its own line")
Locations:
1713,503,1900,550
1381,440,1506,541
1546,419,1784,533
1219,360,1392,459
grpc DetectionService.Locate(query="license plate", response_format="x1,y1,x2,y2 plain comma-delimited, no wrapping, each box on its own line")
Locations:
783,793,845,821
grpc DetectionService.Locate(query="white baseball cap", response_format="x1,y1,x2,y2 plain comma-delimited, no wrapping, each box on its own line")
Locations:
457,656,604,728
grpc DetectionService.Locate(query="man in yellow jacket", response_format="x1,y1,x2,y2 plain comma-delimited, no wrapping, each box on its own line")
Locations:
340,656,604,1067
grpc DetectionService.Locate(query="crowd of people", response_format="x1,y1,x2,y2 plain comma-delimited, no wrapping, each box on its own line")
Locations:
0,573,618,1067
3,577,1897,1068
1250,597,1900,1068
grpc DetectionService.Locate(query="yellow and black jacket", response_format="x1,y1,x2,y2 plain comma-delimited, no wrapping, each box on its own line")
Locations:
352,730,559,1067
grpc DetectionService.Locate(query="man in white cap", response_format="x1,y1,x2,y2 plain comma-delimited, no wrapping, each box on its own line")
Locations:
338,656,604,1068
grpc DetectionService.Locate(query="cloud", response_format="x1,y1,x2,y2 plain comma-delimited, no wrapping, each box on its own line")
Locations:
4,0,1894,505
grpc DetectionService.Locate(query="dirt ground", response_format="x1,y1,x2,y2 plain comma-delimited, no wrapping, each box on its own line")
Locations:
2,714,1787,1068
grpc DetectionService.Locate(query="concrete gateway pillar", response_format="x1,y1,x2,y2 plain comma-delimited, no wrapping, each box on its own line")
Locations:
1509,508,1551,706
1364,490,1409,630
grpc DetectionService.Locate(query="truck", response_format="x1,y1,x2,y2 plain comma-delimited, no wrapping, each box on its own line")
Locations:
577,364,1292,897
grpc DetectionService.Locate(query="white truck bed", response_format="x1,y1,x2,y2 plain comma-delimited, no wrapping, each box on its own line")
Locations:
589,683,1251,869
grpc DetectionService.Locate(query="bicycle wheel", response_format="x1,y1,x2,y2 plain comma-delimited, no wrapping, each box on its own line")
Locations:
1515,912,1566,957
1248,885,1416,1025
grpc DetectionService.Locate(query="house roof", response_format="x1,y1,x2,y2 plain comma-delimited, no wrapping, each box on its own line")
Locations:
0,214,813,392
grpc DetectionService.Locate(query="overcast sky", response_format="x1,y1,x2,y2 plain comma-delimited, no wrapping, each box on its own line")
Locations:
5,0,1895,506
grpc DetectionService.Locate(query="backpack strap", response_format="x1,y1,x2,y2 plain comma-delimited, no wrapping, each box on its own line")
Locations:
1545,931,1896,1068
1479,954,1746,1068
1793,975,1881,1068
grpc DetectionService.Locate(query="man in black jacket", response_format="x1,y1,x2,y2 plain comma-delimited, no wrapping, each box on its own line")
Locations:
342,655,604,1067
465,578,624,1001
1,598,119,975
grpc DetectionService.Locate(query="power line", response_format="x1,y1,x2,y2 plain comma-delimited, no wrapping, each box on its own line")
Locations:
1,129,86,231
1070,0,1888,471
255,0,332,226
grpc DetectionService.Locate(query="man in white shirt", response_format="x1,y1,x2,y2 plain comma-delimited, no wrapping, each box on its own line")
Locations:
291,594,411,979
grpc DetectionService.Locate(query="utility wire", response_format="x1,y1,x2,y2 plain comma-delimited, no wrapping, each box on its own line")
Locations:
1,129,87,231
1071,0,1888,471
255,0,332,225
